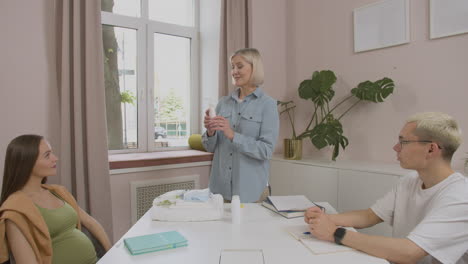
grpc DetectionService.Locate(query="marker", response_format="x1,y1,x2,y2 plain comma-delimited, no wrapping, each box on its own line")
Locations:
303,231,311,235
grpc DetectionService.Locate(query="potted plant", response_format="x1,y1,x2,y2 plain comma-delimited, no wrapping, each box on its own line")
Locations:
464,154,468,176
278,70,395,161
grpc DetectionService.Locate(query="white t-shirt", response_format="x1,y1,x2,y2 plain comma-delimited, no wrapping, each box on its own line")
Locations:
371,172,468,264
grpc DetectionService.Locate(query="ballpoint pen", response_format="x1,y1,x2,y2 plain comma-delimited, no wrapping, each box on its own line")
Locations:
312,202,325,212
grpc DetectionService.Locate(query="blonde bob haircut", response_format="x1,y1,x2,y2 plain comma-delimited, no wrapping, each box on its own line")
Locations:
230,48,264,86
407,112,462,161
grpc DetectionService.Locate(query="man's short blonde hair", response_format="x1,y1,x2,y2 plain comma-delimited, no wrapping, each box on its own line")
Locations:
230,48,264,86
407,112,462,160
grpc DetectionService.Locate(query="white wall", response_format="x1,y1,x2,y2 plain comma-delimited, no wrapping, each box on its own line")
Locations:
0,0,59,190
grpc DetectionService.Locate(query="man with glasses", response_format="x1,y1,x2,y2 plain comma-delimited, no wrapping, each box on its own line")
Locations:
304,112,468,264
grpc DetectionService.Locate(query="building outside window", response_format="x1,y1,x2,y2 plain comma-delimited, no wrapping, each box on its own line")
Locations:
101,0,199,153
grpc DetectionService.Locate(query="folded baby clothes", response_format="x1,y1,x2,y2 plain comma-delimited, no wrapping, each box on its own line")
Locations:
183,188,211,202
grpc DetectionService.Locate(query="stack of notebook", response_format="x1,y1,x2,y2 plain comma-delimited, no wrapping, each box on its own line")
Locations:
124,230,188,255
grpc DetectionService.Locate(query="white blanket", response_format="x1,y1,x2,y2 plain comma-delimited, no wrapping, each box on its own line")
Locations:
151,189,224,221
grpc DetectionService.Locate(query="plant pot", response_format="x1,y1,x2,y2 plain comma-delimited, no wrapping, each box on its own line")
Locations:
283,139,302,160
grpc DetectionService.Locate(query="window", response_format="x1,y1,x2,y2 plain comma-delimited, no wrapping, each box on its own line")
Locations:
101,0,199,153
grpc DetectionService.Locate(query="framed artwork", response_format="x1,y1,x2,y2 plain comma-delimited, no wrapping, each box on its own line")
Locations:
430,0,468,39
353,0,410,52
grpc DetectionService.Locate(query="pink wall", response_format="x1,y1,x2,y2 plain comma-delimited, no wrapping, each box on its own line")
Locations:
251,0,468,170
249,0,293,161
0,0,60,189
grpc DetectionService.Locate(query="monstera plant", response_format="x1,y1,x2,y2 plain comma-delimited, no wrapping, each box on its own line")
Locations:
278,70,395,161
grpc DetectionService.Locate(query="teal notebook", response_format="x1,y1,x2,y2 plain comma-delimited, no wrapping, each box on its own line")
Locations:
124,231,188,255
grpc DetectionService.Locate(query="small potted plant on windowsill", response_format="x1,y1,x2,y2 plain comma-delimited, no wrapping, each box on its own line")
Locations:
278,70,395,161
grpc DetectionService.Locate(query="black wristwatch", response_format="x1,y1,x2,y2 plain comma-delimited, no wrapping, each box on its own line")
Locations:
333,227,346,245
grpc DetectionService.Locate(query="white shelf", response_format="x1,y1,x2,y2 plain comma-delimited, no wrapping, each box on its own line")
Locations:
272,155,410,177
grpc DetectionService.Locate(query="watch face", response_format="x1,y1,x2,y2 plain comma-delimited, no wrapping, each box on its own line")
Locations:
333,227,346,245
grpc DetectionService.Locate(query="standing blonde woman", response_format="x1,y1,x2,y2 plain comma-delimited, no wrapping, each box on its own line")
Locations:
0,134,111,264
203,48,279,203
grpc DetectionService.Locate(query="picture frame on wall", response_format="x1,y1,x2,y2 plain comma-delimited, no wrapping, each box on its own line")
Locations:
353,0,410,53
430,0,468,39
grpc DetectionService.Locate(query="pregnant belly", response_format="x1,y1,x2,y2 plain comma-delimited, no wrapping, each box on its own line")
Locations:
52,229,97,264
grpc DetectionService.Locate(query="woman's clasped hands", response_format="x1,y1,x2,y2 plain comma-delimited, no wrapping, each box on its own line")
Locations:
204,109,235,140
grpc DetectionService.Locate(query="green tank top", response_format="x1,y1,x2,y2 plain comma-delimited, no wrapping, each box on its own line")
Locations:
36,193,97,264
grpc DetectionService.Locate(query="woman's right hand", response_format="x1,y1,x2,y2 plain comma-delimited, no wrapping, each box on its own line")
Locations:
204,109,215,136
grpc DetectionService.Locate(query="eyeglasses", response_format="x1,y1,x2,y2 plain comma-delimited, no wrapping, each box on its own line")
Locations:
398,140,442,149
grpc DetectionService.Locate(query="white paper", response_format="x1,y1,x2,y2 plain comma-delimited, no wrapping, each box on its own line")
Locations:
220,249,264,264
268,195,315,211
286,225,354,255
286,225,312,240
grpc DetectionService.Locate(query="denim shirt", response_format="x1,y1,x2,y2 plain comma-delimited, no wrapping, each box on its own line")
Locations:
202,87,279,202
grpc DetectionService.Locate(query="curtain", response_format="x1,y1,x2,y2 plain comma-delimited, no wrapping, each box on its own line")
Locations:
219,0,251,97
55,0,113,239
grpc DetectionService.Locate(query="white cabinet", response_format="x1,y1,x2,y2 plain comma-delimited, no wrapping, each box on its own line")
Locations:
269,156,409,236
270,160,338,208
337,169,399,236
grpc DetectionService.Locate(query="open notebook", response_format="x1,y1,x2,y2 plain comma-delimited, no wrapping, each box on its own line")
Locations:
262,195,324,218
262,199,305,218
286,225,354,255
267,195,316,211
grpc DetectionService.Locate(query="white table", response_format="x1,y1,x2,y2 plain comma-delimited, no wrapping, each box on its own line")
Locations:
98,203,388,264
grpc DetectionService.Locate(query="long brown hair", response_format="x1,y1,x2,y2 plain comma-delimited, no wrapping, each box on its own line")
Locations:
1,134,45,205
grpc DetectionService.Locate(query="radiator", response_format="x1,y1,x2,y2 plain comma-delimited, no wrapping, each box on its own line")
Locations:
130,175,200,223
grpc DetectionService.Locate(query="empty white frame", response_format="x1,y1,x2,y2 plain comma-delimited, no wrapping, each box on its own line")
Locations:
430,0,468,39
353,0,410,53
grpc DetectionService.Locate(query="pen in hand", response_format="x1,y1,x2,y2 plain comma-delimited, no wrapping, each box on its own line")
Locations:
312,202,325,212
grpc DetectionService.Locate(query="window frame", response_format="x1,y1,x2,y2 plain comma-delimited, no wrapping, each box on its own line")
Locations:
101,0,200,154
